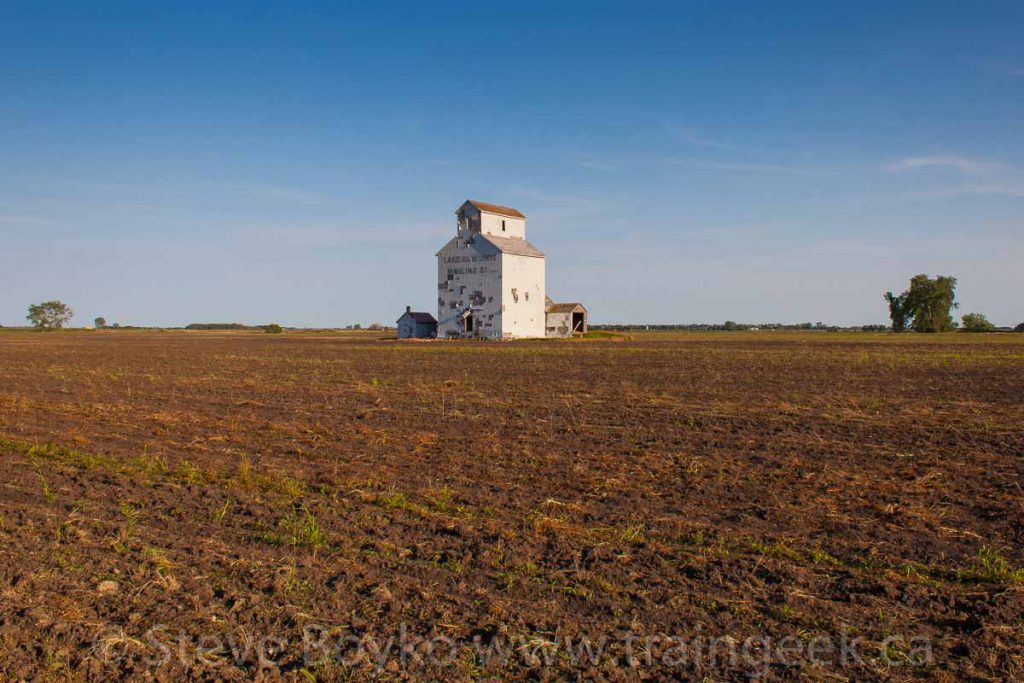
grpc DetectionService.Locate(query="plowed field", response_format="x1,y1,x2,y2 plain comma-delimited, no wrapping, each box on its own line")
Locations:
1,331,1021,681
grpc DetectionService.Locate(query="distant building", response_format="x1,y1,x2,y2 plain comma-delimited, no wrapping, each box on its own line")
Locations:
437,200,546,339
432,199,588,339
396,306,437,339
545,297,588,337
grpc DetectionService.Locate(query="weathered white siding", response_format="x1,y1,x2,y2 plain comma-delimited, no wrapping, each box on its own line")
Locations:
436,237,505,338
438,201,546,339
545,311,572,337
457,203,526,239
500,252,545,338
480,212,526,239
545,303,587,337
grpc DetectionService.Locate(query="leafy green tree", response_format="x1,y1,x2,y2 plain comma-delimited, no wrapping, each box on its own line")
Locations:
885,275,958,333
883,291,910,332
907,274,958,332
27,301,74,330
961,313,995,332
1015,322,1024,333
94,317,107,329
263,323,284,334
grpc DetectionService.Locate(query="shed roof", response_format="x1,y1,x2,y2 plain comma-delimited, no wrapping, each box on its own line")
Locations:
546,301,586,314
464,200,526,219
398,311,437,324
478,234,545,258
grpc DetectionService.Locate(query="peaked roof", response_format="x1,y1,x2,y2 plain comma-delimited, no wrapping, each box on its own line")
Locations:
398,311,437,324
546,301,586,313
435,235,458,257
478,234,545,258
464,200,526,219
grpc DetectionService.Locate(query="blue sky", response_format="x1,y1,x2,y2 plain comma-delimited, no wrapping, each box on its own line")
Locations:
2,1,1022,327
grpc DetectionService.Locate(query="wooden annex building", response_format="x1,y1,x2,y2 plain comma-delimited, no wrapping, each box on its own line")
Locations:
545,297,587,336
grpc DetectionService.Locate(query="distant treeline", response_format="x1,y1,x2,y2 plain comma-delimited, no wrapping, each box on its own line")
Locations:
185,323,257,330
185,323,288,333
592,322,893,332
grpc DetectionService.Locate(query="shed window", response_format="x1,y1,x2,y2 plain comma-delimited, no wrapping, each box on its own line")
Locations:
502,220,506,231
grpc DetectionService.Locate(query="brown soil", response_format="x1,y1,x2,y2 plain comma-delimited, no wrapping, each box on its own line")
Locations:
1,331,1022,681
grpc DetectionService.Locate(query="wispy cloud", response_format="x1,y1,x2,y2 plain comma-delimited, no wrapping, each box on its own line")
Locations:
235,220,447,247
228,183,328,205
578,159,616,171
0,214,62,227
909,183,1024,200
961,183,1024,197
496,186,606,224
885,155,1001,175
681,132,737,151
671,160,837,177
663,123,741,152
66,178,334,208
886,154,1024,199
973,58,1024,77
